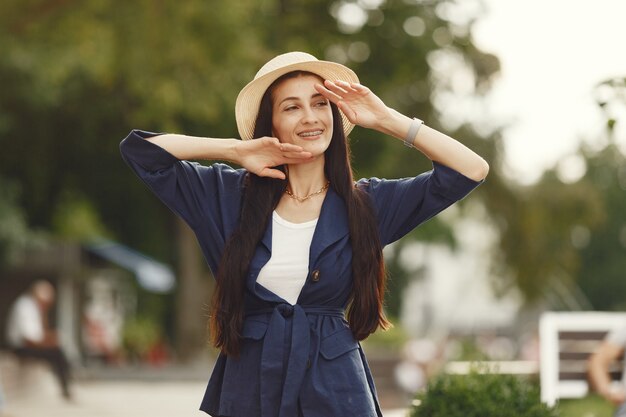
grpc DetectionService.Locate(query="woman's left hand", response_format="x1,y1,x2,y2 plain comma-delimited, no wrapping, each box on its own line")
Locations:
314,80,391,130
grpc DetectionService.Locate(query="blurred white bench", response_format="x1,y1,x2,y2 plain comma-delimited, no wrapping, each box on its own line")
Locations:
444,360,539,375
539,312,626,406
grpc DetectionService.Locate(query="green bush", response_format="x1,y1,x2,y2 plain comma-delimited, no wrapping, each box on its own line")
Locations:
411,368,559,417
122,316,162,361
361,322,409,353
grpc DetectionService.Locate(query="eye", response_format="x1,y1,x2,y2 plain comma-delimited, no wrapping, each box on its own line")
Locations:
284,105,297,112
315,100,329,107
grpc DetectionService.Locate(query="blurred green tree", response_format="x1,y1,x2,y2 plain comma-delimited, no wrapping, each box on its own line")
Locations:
575,144,626,310
0,176,45,268
573,77,626,311
0,0,266,359
0,0,523,353
494,76,626,311
486,169,604,305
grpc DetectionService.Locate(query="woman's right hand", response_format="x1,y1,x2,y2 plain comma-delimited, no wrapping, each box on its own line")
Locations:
235,136,313,180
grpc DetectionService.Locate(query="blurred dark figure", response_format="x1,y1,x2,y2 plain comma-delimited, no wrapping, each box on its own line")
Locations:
4,280,72,400
589,326,626,417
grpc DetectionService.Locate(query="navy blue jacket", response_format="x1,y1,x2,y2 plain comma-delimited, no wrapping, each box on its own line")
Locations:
119,129,483,417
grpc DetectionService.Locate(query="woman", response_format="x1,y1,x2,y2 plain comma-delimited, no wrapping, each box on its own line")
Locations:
120,51,488,417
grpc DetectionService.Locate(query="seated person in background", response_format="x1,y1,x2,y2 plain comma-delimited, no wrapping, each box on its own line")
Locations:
589,325,626,417
5,280,72,400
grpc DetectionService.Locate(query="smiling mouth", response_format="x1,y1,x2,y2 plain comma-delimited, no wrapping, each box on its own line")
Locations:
298,130,324,138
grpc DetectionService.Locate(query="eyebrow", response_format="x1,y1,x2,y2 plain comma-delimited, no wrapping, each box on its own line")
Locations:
277,93,325,106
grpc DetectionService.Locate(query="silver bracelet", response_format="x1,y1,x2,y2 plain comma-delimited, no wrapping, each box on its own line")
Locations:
404,117,424,148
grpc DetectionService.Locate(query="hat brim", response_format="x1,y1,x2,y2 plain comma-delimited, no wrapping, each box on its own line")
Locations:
235,60,359,140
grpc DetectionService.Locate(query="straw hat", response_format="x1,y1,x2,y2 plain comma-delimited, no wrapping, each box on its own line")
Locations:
235,51,359,140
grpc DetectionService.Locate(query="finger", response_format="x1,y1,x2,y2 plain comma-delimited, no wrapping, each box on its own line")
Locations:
282,151,313,159
314,83,343,103
259,167,286,180
278,143,305,152
324,79,350,95
261,136,281,147
349,82,369,92
335,80,360,93
336,101,357,123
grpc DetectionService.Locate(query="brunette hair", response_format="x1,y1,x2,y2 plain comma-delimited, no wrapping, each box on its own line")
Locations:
209,71,391,357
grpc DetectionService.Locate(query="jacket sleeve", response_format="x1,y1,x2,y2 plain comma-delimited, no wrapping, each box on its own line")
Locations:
357,161,483,246
119,129,245,237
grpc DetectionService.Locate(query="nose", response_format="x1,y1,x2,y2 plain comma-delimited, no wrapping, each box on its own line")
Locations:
300,105,319,125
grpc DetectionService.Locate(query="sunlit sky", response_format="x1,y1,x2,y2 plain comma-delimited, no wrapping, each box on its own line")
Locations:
472,0,626,184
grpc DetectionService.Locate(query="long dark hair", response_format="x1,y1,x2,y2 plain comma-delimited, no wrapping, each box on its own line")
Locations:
209,71,391,357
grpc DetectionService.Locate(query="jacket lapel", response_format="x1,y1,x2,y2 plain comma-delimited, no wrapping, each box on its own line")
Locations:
251,220,276,301
308,187,349,267
259,186,349,257
260,217,273,252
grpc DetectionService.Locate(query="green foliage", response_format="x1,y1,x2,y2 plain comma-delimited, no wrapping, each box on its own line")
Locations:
0,0,504,322
558,394,614,417
474,75,626,307
571,78,626,311
448,337,490,362
122,315,163,360
411,369,559,417
361,319,409,352
52,190,114,241
574,144,626,310
0,176,46,268
487,173,605,302
5,0,622,317
595,77,625,139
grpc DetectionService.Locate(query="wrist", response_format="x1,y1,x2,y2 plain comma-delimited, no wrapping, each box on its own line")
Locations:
373,106,396,132
227,139,243,165
376,107,413,140
403,117,425,148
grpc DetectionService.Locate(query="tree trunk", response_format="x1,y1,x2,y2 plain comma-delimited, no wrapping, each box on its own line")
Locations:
175,217,211,362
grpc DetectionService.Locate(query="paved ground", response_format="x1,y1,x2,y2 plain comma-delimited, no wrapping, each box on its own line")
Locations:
2,379,409,417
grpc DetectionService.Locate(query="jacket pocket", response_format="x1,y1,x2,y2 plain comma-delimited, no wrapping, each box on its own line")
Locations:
313,326,375,414
319,327,359,360
242,318,268,340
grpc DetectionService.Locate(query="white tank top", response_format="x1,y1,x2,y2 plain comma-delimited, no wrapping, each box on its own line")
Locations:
256,210,318,305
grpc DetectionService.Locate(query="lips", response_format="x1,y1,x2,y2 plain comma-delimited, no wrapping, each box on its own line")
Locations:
297,129,324,138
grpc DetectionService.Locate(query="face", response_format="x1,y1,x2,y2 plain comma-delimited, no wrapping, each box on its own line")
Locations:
271,74,334,157
34,291,54,310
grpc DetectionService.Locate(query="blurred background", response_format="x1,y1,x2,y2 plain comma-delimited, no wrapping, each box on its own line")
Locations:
0,0,625,416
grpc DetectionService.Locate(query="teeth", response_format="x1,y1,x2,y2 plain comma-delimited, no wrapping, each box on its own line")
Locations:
298,130,323,137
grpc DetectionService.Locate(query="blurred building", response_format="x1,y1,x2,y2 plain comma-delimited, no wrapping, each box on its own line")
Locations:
396,216,523,339
0,239,174,364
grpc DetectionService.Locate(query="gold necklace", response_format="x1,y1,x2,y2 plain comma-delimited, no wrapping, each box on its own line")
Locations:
285,181,330,202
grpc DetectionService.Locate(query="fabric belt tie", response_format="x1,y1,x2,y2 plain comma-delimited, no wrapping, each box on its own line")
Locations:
245,304,345,417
